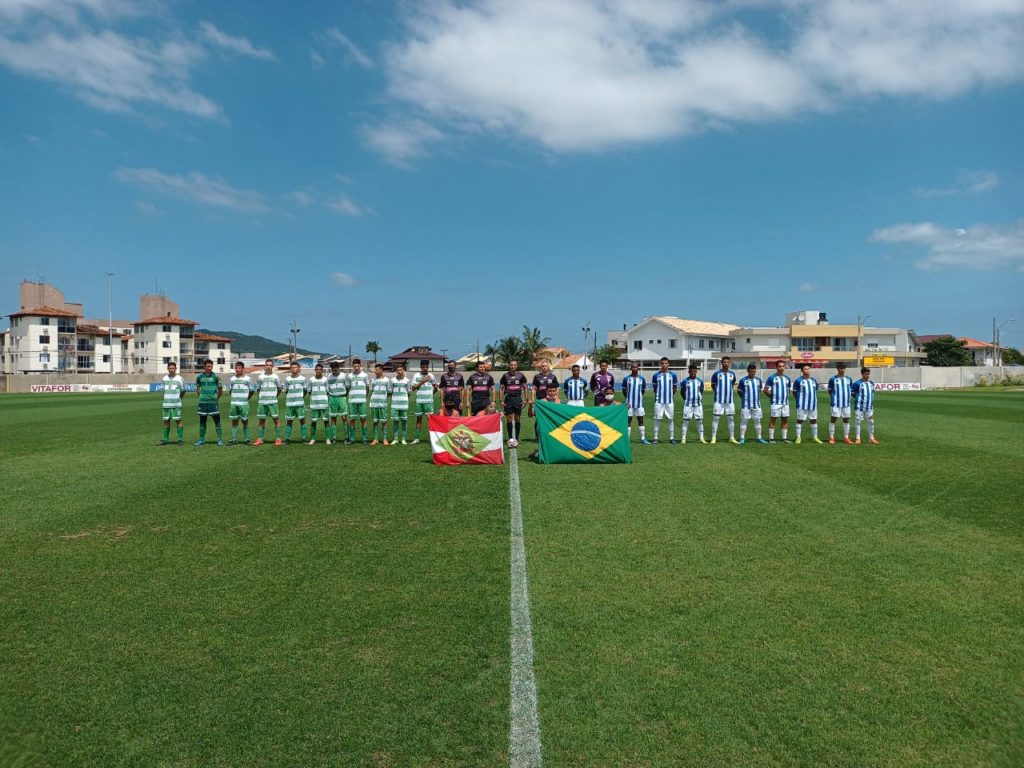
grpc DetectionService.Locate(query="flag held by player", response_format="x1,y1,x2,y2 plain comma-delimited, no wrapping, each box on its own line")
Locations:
535,401,632,464
429,413,504,465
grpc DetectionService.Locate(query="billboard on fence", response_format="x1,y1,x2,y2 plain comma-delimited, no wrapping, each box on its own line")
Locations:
31,383,155,393
863,355,896,366
149,382,198,392
877,382,921,391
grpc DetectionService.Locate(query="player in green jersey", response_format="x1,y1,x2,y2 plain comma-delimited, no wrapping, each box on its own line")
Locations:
389,363,412,445
307,363,330,444
194,359,224,446
410,360,436,444
283,361,308,444
159,361,186,445
369,363,392,445
253,358,283,446
228,361,254,444
346,358,371,444
326,361,349,445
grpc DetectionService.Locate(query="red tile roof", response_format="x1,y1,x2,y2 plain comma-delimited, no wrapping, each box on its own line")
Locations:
9,305,81,318
135,316,199,326
194,332,233,343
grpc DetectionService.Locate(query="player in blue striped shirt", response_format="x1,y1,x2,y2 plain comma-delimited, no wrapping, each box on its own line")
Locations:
762,360,792,442
737,364,768,444
651,357,678,444
851,366,880,444
621,361,650,444
709,356,738,444
680,364,706,444
827,362,854,444
792,363,823,444
562,364,588,406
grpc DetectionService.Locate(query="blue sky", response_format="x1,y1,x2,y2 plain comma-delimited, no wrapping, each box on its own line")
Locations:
2,0,1022,356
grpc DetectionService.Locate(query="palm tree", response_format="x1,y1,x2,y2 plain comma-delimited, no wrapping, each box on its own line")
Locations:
521,325,551,365
365,340,381,362
491,336,525,369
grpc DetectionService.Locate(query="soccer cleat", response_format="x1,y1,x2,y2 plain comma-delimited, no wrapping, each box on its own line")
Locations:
855,438,862,445
795,437,802,444
410,438,420,445
729,438,740,445
782,438,792,443
669,439,678,445
869,437,880,445
651,439,659,444
813,437,823,444
158,440,168,446
401,439,408,445
757,438,769,444
768,439,775,443
274,438,283,446
640,438,652,445
737,438,745,445
194,439,205,446
370,440,379,446
843,437,854,445
325,439,332,446
228,439,238,446
177,440,184,446
828,437,836,444
383,440,390,446
253,438,264,446
217,439,224,446
710,437,717,444
699,437,707,444
308,439,316,446
344,439,353,445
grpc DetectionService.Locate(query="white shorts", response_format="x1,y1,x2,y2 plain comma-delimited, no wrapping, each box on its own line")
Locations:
654,402,674,420
770,404,790,418
741,407,763,419
627,406,645,417
856,409,874,420
797,408,817,421
567,399,585,407
831,406,851,418
683,405,703,420
713,402,735,416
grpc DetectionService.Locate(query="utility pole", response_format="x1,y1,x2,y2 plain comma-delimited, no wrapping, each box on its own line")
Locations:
858,314,871,367
440,348,449,368
581,320,590,371
105,272,114,374
290,321,301,362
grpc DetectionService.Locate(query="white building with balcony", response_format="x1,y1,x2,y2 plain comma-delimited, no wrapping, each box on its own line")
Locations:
613,316,740,369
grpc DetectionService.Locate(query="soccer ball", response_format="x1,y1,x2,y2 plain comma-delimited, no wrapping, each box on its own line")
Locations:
508,438,518,448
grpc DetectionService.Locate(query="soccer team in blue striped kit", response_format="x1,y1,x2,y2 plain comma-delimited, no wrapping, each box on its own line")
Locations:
618,356,880,445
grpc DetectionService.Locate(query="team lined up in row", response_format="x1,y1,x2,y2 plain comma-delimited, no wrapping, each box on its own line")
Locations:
155,353,879,448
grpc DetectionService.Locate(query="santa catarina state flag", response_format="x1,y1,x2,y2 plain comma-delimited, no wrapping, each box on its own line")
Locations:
535,401,632,464
429,413,504,465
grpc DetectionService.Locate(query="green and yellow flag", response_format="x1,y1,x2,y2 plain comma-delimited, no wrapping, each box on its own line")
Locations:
535,401,632,464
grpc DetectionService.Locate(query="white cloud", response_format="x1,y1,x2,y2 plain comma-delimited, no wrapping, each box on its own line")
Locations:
870,220,1024,271
0,29,220,118
325,27,373,68
134,199,157,214
115,167,273,214
915,170,1001,198
199,21,275,61
362,119,443,166
285,189,315,207
326,194,374,217
371,0,1024,159
330,271,358,287
798,282,818,294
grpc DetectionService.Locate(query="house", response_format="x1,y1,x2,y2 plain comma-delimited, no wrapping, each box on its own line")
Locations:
385,346,446,372
456,352,491,369
919,335,996,366
534,346,573,365
617,316,740,369
552,354,594,371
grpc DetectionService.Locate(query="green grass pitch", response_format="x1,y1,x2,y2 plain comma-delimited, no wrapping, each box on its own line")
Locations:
1,389,1021,766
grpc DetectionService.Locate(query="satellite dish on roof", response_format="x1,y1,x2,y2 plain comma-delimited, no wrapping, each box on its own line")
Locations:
797,313,806,322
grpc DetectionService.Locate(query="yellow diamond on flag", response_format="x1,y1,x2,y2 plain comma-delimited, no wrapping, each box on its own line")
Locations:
547,411,624,460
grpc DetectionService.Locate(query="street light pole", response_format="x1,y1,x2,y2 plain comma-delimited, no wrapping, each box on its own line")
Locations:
104,272,114,374
857,314,871,366
996,318,1017,368
290,321,301,362
581,320,590,371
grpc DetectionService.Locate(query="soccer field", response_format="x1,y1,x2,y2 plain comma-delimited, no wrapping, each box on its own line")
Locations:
1,390,1022,766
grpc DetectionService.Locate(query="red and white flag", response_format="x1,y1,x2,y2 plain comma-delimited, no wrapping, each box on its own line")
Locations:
429,413,504,465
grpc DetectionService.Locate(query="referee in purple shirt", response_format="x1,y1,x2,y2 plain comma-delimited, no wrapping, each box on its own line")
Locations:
589,359,615,407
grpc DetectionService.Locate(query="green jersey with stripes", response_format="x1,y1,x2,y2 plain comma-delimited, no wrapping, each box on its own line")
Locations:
229,375,253,406
196,372,221,403
412,372,436,404
308,376,330,410
347,371,370,404
256,373,281,405
369,376,391,407
162,375,185,408
326,372,348,397
390,376,411,409
284,375,307,408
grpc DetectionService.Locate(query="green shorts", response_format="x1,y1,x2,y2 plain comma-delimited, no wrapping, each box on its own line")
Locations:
328,395,348,418
391,408,408,420
309,407,328,422
257,403,279,419
197,401,219,416
348,402,367,418
414,402,434,416
229,404,250,421
162,407,182,421
371,406,389,423
285,405,305,420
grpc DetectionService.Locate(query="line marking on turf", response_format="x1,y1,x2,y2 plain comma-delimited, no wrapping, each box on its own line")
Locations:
508,449,543,767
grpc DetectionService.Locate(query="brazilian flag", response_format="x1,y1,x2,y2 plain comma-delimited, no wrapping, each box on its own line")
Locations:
534,401,632,464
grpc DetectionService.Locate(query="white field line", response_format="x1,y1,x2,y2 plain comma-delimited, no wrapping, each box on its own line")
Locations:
508,449,543,767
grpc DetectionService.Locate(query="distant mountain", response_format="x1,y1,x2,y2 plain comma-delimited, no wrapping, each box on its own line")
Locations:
198,329,324,359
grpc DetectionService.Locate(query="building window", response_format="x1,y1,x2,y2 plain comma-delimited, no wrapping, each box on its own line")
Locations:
669,339,676,349
216,357,226,365
40,317,50,326
656,339,662,345
163,356,171,364
103,354,110,363
162,324,171,332
162,341,172,349
731,342,736,351
77,356,93,369
746,338,751,344
709,340,716,350
39,335,50,344
699,339,705,349
633,340,642,351
40,352,50,363
795,338,815,352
